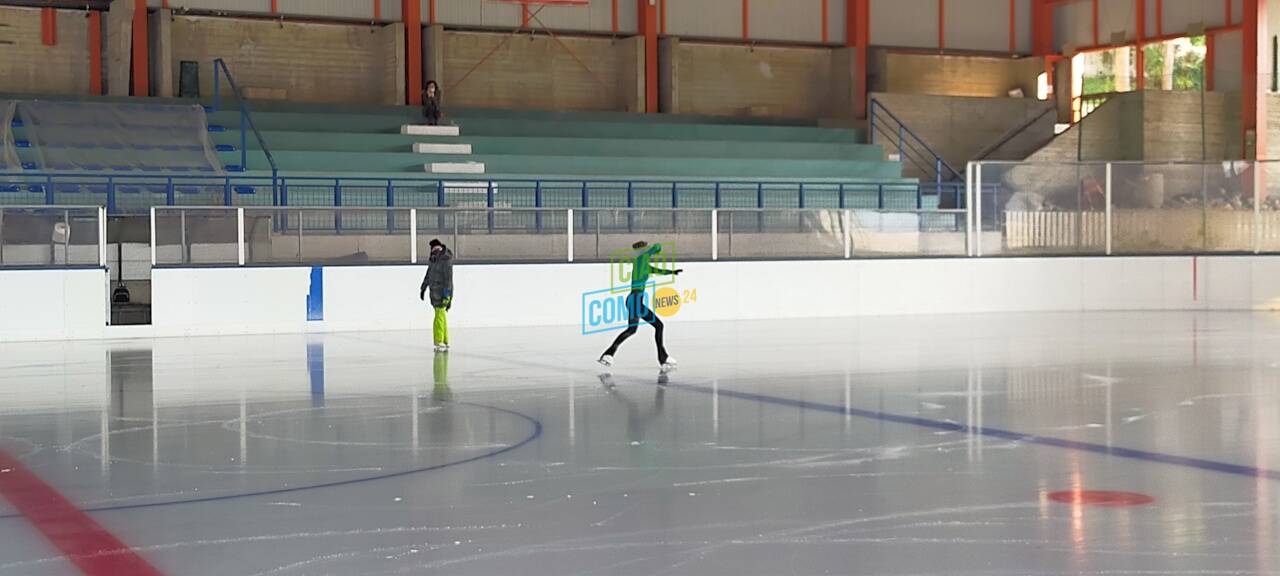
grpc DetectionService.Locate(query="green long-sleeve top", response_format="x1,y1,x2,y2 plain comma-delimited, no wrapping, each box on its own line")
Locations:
628,244,676,290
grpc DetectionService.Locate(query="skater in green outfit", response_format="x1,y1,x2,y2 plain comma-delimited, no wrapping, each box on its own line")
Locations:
419,238,454,351
599,241,683,372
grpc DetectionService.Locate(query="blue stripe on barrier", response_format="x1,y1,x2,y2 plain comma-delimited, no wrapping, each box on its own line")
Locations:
306,267,324,322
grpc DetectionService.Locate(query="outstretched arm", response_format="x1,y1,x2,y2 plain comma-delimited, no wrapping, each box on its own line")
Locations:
647,243,682,275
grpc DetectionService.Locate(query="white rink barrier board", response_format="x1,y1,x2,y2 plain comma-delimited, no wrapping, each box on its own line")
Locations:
144,256,1280,338
0,268,107,342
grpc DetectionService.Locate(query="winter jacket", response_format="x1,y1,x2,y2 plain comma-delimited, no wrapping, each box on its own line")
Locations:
420,248,454,308
423,96,442,125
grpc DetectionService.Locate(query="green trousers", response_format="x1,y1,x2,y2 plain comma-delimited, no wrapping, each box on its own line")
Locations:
433,306,449,345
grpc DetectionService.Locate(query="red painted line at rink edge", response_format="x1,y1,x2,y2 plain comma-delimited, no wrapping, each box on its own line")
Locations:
0,450,165,576
1048,490,1155,507
1193,256,1199,301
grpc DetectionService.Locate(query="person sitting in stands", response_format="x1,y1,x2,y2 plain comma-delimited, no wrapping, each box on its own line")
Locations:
423,80,444,126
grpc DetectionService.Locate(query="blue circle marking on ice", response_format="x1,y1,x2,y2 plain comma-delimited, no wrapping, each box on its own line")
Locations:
0,401,542,519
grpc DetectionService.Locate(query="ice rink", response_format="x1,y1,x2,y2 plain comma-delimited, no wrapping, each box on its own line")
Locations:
2,312,1280,575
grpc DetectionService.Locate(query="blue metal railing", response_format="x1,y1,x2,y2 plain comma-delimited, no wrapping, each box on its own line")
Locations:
869,98,966,203
0,172,969,215
211,58,278,198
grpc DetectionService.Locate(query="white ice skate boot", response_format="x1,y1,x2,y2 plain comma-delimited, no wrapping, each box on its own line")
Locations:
598,354,614,368
660,357,678,373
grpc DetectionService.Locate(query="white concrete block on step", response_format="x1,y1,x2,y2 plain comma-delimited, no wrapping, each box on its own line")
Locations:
427,162,486,174
412,142,473,154
401,125,460,136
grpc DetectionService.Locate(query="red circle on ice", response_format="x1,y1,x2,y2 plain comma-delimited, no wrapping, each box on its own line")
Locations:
1047,490,1155,507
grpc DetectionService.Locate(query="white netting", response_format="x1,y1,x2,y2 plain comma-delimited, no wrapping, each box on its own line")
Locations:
16,101,223,173
0,101,18,171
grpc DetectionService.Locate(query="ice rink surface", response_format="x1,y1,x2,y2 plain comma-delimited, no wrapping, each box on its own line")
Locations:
2,311,1280,575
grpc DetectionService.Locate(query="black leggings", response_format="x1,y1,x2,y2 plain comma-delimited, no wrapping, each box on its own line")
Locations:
604,290,668,364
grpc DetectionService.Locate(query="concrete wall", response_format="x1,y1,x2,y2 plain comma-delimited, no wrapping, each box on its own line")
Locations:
665,0,743,41
168,15,402,105
1267,94,1280,161
873,51,1044,98
150,0,397,23
1026,91,1243,163
149,0,635,33
440,30,643,112
139,255,1280,339
1027,91,1144,162
149,9,174,97
669,40,836,119
0,269,107,342
1055,0,1234,53
142,0,1049,50
0,6,91,95
1143,91,1242,161
1215,30,1244,93
106,0,133,97
869,93,1054,175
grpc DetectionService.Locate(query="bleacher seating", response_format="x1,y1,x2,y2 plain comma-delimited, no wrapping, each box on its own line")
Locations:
2,94,930,210
205,103,903,180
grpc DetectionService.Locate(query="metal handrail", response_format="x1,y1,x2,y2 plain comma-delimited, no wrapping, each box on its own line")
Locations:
0,170,964,214
868,98,966,183
211,58,279,196
1072,91,1118,123
971,106,1057,162
871,121,945,179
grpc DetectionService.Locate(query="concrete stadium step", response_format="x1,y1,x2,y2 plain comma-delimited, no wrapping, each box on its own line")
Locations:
231,150,903,179
445,107,820,127
215,131,885,160
412,142,473,154
401,125,461,136
428,162,486,174
209,111,864,143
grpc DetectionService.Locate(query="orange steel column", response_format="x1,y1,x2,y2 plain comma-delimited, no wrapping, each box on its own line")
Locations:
1032,0,1051,56
1206,32,1216,91
89,11,102,94
1091,0,1098,46
847,0,869,118
938,0,944,49
1009,0,1016,53
404,0,422,106
41,8,56,45
131,0,148,96
639,0,658,112
1136,0,1145,90
822,0,829,44
1244,0,1267,158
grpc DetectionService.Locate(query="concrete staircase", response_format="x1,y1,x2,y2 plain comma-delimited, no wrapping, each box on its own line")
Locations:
402,123,485,175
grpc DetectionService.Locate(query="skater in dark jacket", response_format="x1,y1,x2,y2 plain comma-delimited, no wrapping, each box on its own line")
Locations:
599,241,683,372
423,81,444,126
419,238,454,351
